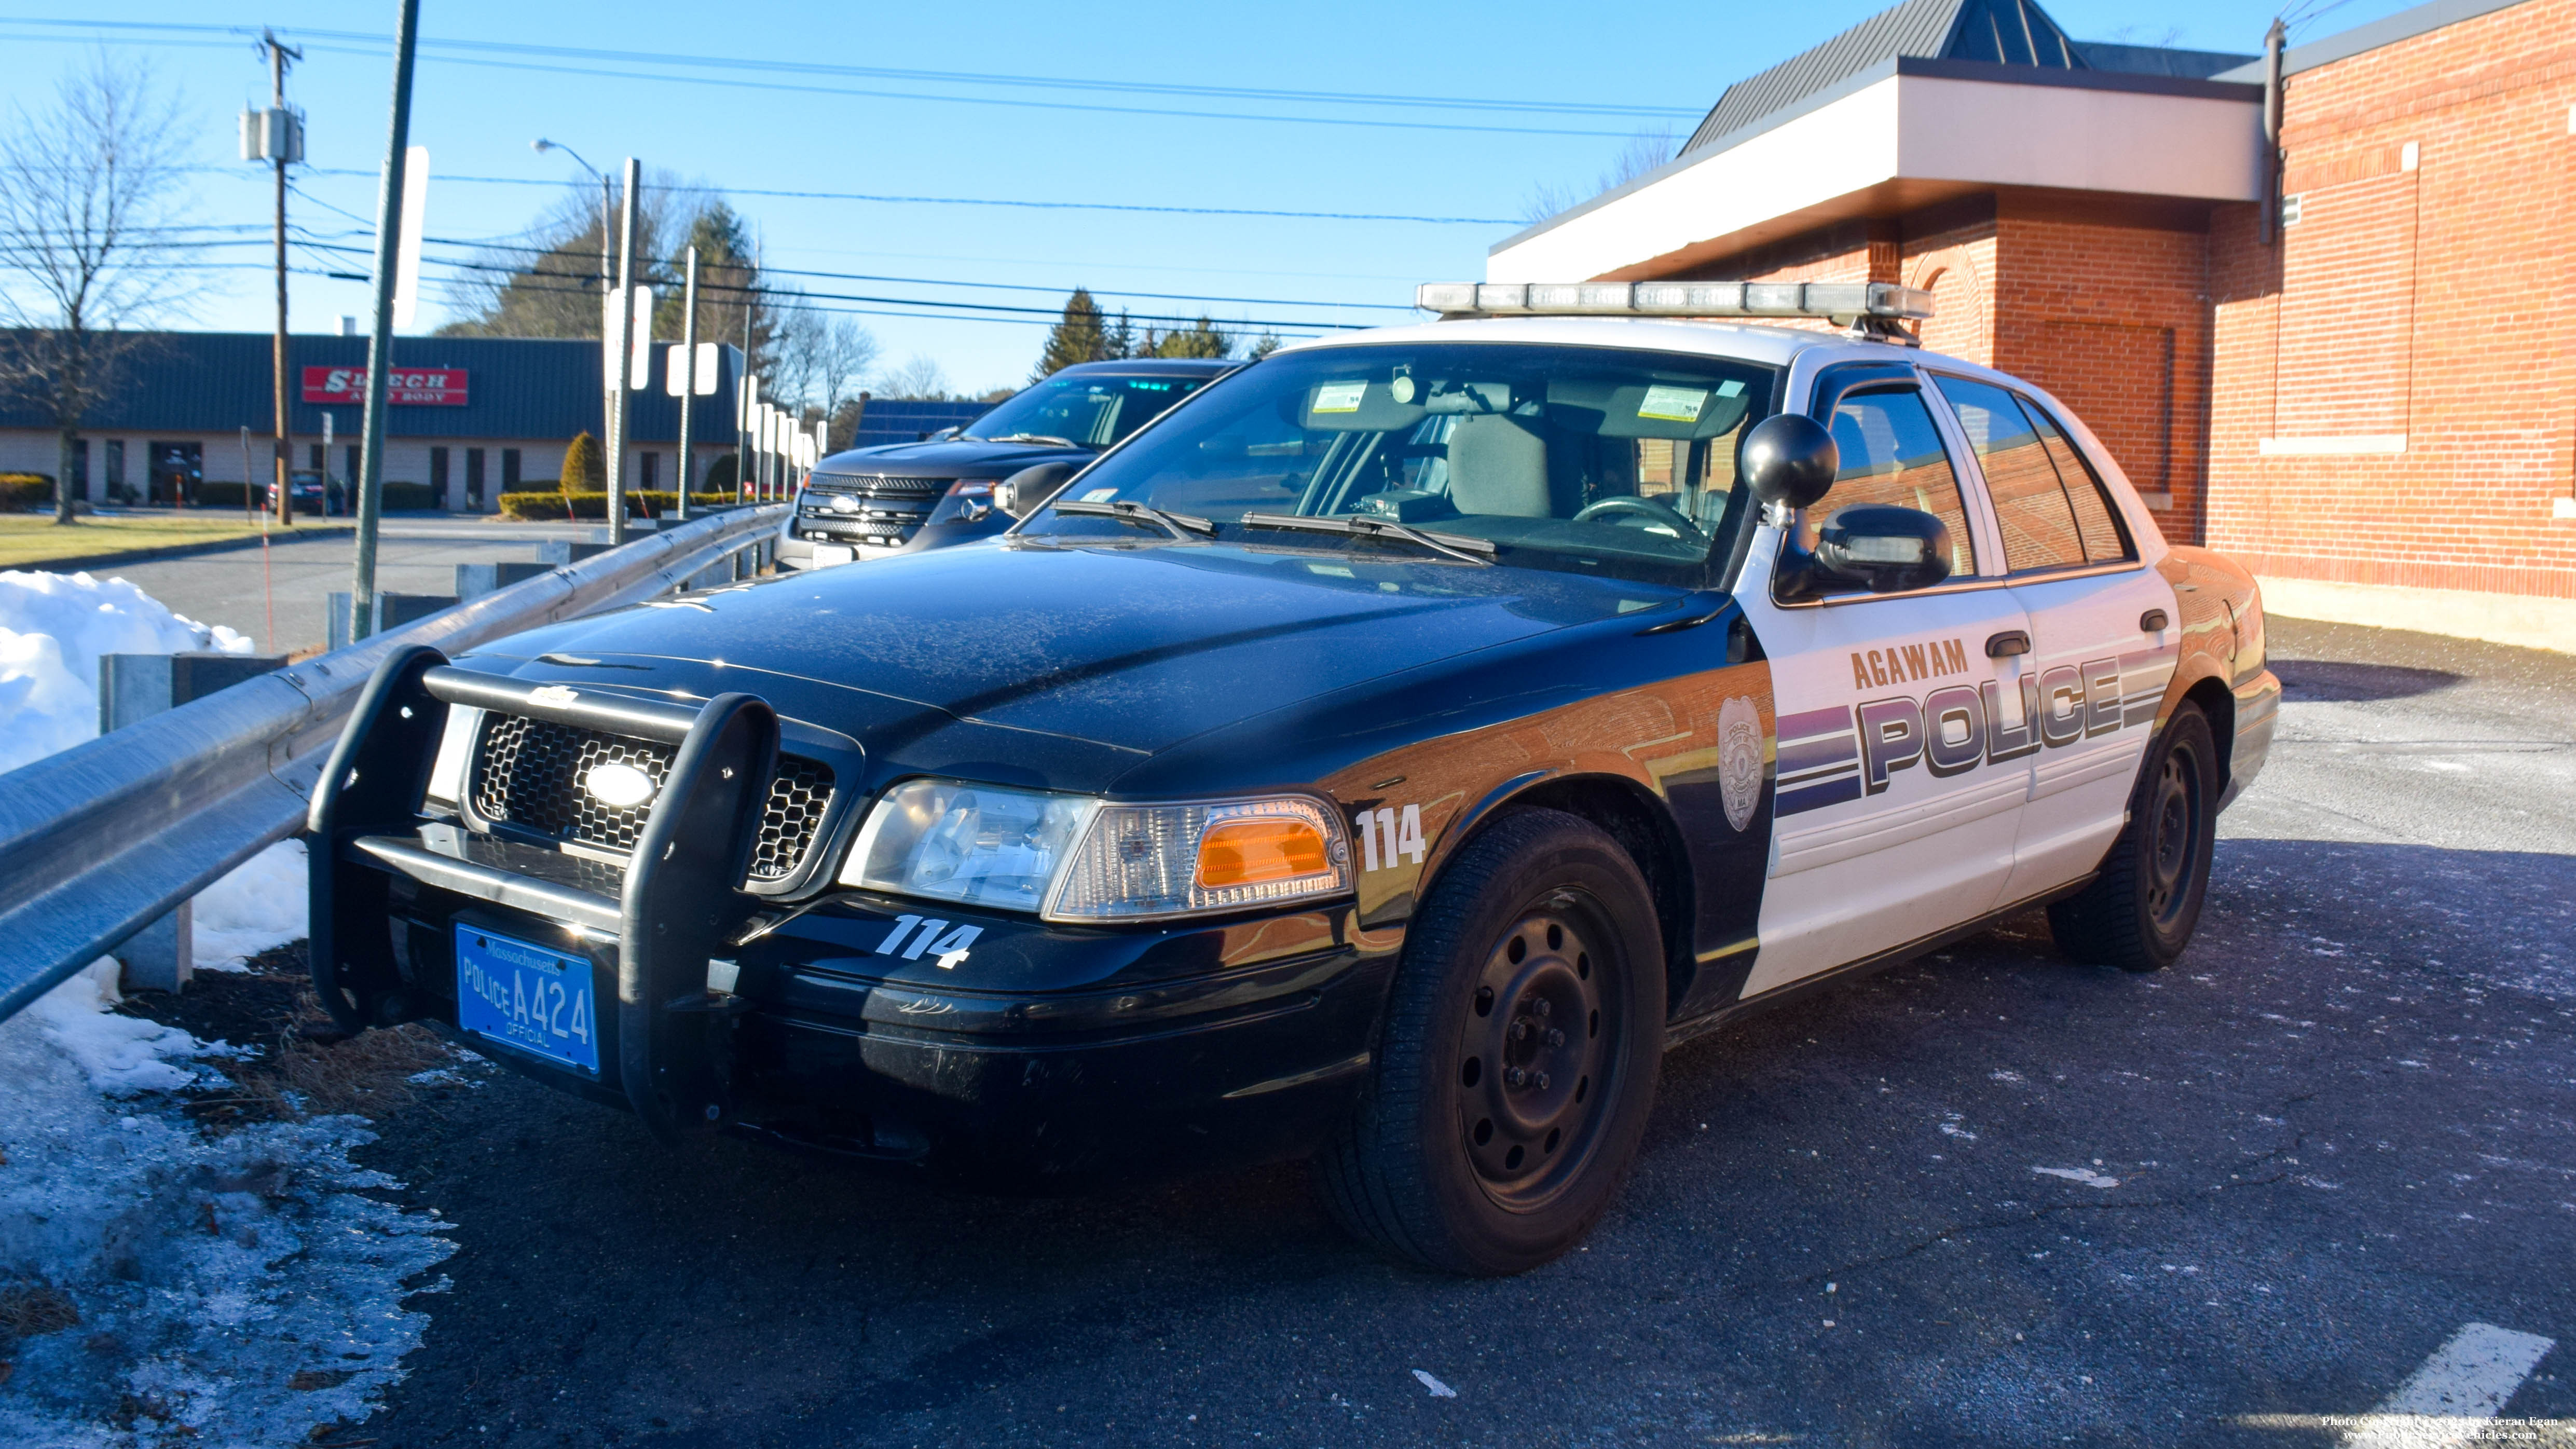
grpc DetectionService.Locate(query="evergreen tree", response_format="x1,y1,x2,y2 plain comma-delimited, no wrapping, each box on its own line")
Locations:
560,431,605,495
1033,289,1110,379
1105,309,1135,360
1245,331,1284,361
1151,316,1233,360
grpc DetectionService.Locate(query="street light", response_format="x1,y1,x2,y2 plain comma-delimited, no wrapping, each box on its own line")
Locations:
530,138,611,296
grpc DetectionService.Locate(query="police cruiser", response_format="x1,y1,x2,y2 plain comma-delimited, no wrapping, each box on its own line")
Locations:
310,279,2279,1276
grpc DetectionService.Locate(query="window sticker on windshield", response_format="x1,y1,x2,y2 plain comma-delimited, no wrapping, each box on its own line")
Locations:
1638,385,1708,422
1312,381,1367,414
1717,379,1746,398
1081,487,1117,502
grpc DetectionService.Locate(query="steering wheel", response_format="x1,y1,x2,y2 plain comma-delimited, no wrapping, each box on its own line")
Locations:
1570,495,1707,543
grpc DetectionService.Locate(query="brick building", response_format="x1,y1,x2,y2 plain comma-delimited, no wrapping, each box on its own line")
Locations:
1491,0,2573,646
0,332,748,511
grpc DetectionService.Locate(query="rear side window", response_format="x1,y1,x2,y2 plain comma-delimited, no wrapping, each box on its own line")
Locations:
1934,375,2084,572
2018,397,2133,564
1805,386,1977,581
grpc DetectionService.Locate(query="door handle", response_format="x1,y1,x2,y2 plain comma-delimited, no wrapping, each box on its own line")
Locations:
1985,630,2031,659
2140,609,2170,632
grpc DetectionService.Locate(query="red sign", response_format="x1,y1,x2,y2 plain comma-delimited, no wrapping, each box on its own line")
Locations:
301,365,469,406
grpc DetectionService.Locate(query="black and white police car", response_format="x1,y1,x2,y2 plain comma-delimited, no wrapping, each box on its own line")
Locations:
312,280,2279,1275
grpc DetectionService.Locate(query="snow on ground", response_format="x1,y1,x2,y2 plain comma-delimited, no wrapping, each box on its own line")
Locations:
0,966,454,1448
0,574,441,1445
0,570,255,776
0,570,310,967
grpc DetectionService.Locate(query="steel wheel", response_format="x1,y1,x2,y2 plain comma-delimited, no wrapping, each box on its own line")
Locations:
2049,702,2219,972
1455,907,1623,1210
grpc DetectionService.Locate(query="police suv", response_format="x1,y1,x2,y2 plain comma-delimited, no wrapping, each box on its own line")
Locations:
311,280,2279,1276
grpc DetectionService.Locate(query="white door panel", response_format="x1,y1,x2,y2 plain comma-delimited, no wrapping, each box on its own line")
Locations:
1738,532,2032,997
1999,569,2180,902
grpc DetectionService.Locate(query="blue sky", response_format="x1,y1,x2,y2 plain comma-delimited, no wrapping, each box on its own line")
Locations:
1,0,2417,397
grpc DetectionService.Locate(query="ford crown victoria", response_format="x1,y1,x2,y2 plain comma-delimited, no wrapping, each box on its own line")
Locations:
310,281,2278,1275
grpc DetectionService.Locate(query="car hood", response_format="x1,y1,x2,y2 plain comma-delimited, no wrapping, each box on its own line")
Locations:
817,439,1091,476
466,539,1685,768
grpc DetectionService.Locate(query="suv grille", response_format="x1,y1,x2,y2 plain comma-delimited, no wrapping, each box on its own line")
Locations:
471,715,834,882
809,474,949,498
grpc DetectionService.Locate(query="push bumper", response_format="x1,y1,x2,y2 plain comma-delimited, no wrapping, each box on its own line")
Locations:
308,648,1391,1177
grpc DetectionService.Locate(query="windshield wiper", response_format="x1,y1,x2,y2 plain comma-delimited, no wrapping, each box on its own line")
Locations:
1052,498,1216,539
1238,512,1497,566
985,432,1082,448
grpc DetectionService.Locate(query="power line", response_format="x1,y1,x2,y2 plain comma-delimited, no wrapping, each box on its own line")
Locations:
0,18,1693,139
294,167,1519,227
0,16,1697,120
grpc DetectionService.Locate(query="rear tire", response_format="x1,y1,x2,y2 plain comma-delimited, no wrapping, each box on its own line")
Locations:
2049,702,2218,972
1316,809,1665,1276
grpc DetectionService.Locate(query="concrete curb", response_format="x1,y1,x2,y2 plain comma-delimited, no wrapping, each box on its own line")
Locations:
8,524,355,578
2258,575,2576,655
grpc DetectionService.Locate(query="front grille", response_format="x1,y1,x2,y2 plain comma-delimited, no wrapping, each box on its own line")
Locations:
809,474,949,498
471,715,835,882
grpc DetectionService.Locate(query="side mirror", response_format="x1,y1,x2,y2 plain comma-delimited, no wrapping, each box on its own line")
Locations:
994,462,1077,518
1740,414,1839,512
1815,504,1953,594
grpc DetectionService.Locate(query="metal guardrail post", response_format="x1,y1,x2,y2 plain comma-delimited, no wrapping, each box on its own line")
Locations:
0,503,788,1022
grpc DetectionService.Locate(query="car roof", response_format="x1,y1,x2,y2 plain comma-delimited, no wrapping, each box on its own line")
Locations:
1271,315,1934,373
1047,358,1236,378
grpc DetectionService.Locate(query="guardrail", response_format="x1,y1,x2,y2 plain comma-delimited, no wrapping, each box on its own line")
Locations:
0,504,790,1022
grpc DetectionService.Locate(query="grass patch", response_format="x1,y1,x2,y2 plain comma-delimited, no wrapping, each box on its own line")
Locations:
0,514,350,571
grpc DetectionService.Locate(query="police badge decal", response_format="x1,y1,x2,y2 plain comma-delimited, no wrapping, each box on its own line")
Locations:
1717,695,1763,833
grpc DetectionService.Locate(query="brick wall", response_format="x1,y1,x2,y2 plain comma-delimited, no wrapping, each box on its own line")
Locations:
2203,0,2576,599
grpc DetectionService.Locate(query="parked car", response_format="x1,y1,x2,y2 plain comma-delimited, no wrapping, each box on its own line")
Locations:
312,283,2278,1275
778,358,1232,569
267,469,330,516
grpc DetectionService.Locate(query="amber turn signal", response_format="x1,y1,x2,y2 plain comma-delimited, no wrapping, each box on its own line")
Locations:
1195,817,1330,889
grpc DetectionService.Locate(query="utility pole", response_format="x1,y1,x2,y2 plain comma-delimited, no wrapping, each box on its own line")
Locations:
735,302,753,502
530,139,614,474
676,245,698,521
254,31,302,528
605,157,639,544
350,0,420,642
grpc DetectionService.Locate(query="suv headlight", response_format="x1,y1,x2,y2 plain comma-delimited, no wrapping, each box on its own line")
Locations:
840,780,1352,923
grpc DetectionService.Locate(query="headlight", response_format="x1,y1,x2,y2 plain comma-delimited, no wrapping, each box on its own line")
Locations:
840,780,1351,923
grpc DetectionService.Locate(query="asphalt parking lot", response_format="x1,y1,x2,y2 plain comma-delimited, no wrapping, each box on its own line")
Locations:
332,614,2575,1447
76,517,591,655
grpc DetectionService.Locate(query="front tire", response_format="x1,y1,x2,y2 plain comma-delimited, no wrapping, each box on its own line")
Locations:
2049,702,2218,972
1316,809,1665,1276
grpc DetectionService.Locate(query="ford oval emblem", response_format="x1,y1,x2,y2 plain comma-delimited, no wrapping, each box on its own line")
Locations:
583,762,657,810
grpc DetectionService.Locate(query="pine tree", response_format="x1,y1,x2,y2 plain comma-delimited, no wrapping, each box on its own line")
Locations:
1245,331,1284,361
1151,316,1233,360
1033,289,1109,379
560,431,605,496
1105,309,1135,360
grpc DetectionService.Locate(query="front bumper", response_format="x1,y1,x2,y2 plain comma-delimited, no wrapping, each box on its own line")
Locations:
309,650,1392,1180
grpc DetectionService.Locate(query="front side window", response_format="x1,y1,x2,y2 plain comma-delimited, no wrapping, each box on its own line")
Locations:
1018,343,1779,586
1794,386,1977,585
964,373,1213,449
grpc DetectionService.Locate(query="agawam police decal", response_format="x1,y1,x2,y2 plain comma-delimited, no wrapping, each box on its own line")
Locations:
1777,636,2176,817
1717,696,1763,832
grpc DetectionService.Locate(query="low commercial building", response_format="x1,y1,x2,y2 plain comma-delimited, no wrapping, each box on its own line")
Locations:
1492,0,2574,646
0,332,749,511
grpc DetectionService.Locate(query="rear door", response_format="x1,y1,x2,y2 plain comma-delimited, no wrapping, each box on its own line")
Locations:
1927,375,2178,903
1733,372,2032,999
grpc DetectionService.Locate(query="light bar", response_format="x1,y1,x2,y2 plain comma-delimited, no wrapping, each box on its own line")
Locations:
1417,280,1934,323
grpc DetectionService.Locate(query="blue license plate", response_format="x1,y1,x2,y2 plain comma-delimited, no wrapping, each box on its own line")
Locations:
455,925,600,1073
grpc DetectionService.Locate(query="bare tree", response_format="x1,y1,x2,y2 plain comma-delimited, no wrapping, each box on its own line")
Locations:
875,354,951,401
0,53,201,524
790,315,879,445
1518,125,1679,227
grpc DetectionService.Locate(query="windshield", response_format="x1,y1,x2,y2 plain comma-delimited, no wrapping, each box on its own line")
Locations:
1017,342,1778,584
962,372,1214,448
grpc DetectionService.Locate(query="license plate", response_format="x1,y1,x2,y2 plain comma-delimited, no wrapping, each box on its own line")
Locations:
455,925,600,1073
812,544,856,567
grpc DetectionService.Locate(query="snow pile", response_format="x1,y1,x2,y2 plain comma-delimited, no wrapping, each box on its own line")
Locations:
0,970,453,1448
0,571,306,969
0,570,254,776
189,841,309,973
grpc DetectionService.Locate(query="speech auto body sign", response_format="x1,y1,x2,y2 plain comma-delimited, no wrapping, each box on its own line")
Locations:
302,365,468,406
